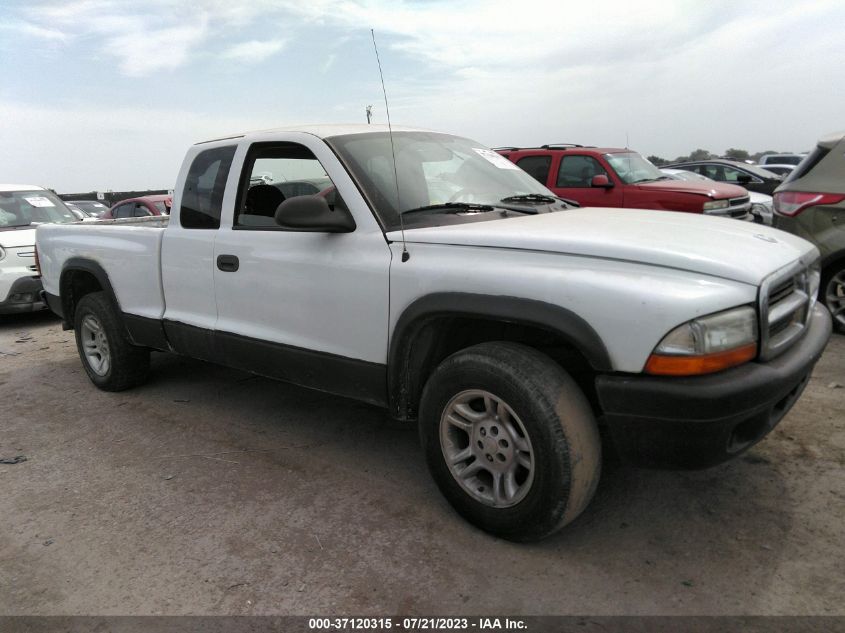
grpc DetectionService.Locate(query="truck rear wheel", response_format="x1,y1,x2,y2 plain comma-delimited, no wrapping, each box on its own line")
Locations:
419,342,601,541
74,291,150,391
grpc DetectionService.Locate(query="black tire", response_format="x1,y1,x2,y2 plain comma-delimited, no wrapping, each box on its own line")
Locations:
419,341,601,542
821,261,845,333
73,291,150,391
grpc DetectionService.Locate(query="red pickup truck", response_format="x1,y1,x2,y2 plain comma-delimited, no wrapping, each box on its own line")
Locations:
497,144,751,219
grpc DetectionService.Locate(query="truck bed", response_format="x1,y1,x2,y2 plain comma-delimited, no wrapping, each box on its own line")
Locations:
37,216,169,321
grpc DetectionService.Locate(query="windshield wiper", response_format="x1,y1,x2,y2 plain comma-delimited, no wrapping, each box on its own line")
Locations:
499,193,558,204
402,202,496,215
632,176,672,183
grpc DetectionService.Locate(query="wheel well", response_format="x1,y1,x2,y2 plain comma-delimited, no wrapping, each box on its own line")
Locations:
390,316,599,422
60,270,103,328
822,252,845,285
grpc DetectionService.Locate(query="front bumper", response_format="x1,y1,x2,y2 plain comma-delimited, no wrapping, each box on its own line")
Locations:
0,276,46,315
595,304,832,469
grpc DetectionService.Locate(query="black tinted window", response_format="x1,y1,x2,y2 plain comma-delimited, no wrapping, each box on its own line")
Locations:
516,156,552,185
180,145,236,229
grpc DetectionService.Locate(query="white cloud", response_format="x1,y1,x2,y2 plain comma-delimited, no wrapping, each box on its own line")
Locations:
0,100,289,191
320,53,337,74
24,1,212,76
222,39,287,63
0,20,68,42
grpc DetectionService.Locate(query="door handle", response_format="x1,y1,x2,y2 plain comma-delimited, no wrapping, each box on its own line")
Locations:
216,254,239,272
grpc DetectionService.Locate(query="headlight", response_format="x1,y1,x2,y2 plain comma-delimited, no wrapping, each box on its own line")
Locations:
703,199,729,211
645,306,758,376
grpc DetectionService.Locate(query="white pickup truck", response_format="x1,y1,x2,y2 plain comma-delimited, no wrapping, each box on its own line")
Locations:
36,125,832,541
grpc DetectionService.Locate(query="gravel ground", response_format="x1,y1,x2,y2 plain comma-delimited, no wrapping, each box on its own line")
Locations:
1,311,843,616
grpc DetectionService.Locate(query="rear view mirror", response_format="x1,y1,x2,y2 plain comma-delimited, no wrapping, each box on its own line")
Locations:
274,195,356,233
591,174,612,188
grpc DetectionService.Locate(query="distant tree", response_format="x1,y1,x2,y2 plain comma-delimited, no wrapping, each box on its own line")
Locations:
688,148,713,161
752,150,782,163
647,155,669,166
724,148,750,161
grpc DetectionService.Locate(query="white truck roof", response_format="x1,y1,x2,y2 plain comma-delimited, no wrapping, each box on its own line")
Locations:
198,123,430,145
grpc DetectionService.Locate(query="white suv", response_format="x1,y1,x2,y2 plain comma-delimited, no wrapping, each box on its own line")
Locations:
0,184,75,314
758,153,807,166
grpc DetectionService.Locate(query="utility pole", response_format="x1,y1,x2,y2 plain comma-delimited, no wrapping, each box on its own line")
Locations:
366,105,373,124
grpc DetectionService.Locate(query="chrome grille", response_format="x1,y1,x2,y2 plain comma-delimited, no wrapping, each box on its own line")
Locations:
759,261,815,361
730,196,750,207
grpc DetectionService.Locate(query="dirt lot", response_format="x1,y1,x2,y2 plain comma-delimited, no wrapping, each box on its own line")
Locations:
1,311,843,616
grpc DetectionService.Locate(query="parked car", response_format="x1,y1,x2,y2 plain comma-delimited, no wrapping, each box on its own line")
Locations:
760,164,796,177
497,144,751,219
661,169,774,225
773,131,845,332
101,194,172,220
64,202,101,222
664,159,783,195
1,184,75,314
66,199,110,217
759,153,807,166
37,125,831,541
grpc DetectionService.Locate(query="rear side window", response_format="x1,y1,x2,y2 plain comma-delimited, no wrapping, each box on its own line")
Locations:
785,146,830,183
516,156,552,185
180,145,236,229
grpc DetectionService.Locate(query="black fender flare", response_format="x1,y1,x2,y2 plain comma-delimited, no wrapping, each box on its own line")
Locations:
387,292,612,420
58,258,121,329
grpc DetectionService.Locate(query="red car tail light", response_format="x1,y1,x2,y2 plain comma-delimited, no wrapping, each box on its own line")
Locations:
773,191,845,217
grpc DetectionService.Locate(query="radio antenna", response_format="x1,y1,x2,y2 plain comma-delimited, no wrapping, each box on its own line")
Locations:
371,28,409,262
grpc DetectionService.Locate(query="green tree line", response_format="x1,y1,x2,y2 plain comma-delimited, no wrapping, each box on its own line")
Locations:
647,148,799,166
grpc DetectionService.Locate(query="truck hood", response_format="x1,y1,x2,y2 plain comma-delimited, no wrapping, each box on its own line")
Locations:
636,179,748,199
0,226,36,248
388,208,817,286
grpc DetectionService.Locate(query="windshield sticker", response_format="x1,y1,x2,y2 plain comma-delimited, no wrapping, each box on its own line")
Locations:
23,196,55,207
473,148,521,170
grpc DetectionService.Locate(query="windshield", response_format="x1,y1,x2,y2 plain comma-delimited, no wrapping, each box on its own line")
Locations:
662,169,711,182
0,189,76,228
326,132,557,229
71,200,109,216
604,152,665,184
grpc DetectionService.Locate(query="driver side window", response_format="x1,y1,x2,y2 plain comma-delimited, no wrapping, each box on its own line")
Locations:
556,156,608,188
235,143,346,229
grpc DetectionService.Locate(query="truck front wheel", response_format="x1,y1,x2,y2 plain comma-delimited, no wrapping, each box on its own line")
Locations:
73,291,150,391
419,342,601,541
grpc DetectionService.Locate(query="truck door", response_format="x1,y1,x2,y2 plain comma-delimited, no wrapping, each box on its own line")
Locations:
160,142,238,360
211,135,392,405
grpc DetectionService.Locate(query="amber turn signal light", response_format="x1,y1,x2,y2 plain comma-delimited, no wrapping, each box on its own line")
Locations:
645,343,757,376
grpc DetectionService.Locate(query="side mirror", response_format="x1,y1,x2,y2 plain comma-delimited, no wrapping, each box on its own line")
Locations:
591,174,613,188
736,174,752,184
274,195,356,233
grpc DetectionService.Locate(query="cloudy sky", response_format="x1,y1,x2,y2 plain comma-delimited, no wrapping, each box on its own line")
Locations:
1,0,842,192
